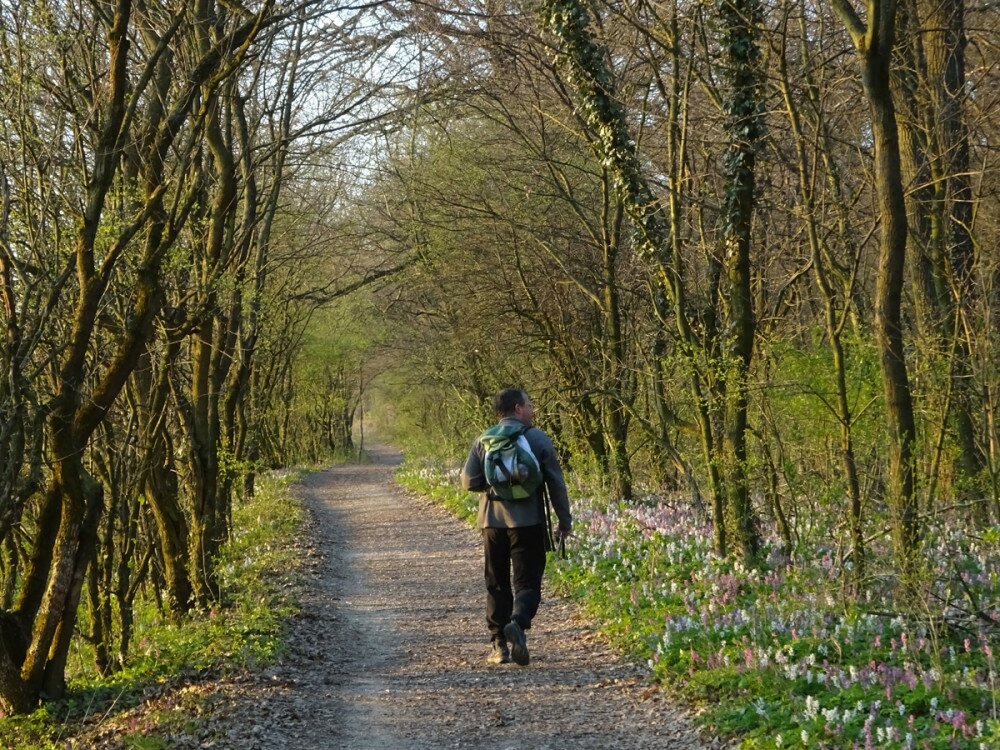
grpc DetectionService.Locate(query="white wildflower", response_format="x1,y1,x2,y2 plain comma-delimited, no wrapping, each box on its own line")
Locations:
754,698,767,717
804,695,820,720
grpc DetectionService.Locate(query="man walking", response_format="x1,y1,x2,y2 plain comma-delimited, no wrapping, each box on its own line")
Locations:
461,387,572,665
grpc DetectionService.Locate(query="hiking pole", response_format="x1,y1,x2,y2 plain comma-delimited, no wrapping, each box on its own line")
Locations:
540,484,555,552
542,484,566,560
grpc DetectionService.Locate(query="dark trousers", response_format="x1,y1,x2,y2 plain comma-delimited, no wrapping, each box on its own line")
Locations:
483,525,547,640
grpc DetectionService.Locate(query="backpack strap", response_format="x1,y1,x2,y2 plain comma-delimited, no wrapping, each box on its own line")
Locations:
493,457,514,485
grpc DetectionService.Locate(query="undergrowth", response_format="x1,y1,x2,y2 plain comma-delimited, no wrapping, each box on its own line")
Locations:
0,470,308,750
396,457,1000,750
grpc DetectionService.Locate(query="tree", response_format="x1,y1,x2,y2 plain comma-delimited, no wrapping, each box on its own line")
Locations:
0,0,280,712
538,0,764,557
830,0,920,583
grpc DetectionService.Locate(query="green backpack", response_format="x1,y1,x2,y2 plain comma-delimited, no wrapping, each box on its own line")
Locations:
480,423,543,501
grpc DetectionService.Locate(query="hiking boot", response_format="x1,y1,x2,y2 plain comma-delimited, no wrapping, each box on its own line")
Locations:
503,620,529,666
487,639,510,665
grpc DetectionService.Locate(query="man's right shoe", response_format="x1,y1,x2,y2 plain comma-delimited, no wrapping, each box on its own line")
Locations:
503,620,529,666
487,639,510,665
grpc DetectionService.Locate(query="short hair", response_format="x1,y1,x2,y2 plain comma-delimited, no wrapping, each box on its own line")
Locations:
494,387,527,417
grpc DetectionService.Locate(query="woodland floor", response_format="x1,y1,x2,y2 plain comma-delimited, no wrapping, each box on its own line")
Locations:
84,447,728,749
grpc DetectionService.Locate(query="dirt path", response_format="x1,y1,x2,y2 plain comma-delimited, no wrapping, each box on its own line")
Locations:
213,447,724,749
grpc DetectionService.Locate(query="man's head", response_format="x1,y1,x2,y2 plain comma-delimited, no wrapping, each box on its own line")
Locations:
494,387,535,426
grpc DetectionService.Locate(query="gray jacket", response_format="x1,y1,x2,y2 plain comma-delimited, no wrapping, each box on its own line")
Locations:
460,417,572,531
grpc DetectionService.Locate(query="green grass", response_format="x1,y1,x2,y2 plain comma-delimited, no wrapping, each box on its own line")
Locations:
0,470,309,750
395,460,478,524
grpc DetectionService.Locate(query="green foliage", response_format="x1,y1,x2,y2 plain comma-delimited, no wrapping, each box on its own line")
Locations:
754,333,883,547
366,370,478,465
354,98,632,467
0,472,308,749
764,332,881,440
280,295,386,464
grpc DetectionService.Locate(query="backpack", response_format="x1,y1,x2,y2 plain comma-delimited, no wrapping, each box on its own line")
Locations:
480,423,543,501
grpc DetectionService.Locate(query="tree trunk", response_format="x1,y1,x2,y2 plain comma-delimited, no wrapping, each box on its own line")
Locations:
41,473,104,698
832,0,921,583
188,80,238,604
603,208,634,502
136,342,193,615
718,0,764,560
866,29,920,585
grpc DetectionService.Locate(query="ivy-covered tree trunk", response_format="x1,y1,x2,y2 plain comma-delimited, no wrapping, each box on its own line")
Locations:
537,0,699,504
718,0,764,560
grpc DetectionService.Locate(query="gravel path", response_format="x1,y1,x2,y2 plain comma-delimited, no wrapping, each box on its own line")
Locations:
212,447,724,749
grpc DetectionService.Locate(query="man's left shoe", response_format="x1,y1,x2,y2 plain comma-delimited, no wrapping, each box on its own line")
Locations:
487,639,510,665
503,620,529,666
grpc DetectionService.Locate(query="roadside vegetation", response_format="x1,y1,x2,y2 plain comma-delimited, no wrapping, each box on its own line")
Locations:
0,473,307,750
396,457,1000,749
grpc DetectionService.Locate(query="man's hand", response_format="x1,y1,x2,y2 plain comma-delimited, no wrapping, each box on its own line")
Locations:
553,526,572,543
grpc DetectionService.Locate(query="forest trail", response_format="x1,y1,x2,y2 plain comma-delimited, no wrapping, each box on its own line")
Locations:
210,447,722,749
